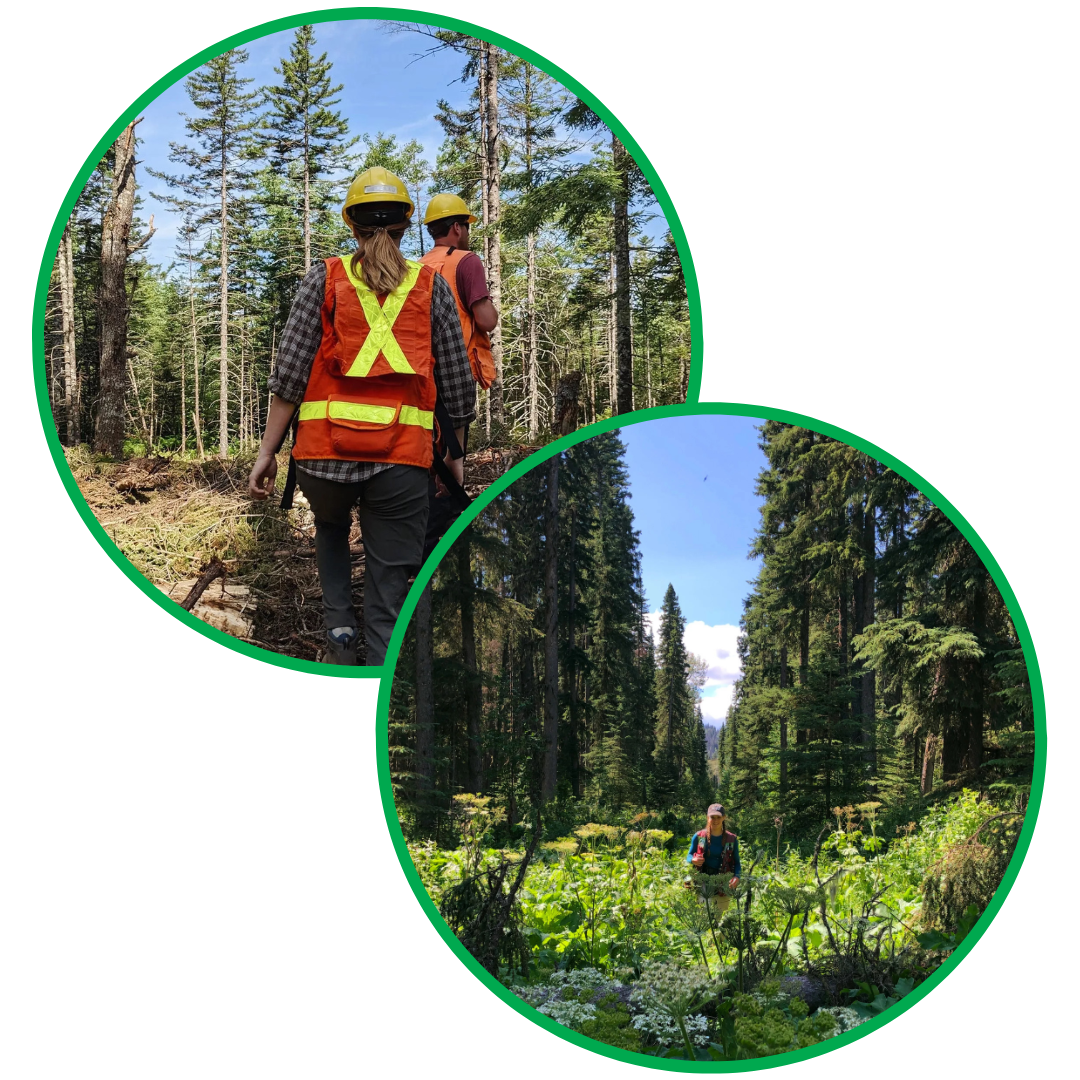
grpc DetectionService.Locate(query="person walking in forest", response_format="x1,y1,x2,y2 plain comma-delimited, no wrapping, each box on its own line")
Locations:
685,803,741,917
419,194,498,395
247,167,475,667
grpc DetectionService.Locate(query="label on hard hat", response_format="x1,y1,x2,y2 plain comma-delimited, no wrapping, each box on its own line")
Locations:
364,183,398,194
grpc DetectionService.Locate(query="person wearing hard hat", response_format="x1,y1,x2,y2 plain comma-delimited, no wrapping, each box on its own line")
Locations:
246,167,476,667
420,194,498,392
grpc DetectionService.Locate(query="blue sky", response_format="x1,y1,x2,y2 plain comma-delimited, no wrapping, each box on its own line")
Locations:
622,415,765,724
130,18,668,266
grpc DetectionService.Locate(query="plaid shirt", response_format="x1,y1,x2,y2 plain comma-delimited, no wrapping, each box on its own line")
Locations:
268,259,477,483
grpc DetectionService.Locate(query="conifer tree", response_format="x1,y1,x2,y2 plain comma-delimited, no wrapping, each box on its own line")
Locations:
151,49,261,457
263,25,355,275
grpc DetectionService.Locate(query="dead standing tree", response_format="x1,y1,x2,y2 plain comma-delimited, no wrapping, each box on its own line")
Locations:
93,120,155,456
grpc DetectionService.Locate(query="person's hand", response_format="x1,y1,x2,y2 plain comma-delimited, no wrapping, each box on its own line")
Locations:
435,452,465,498
692,851,705,866
729,877,740,890
248,453,278,500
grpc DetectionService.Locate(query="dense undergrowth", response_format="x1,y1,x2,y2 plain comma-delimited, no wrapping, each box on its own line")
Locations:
408,791,1024,1061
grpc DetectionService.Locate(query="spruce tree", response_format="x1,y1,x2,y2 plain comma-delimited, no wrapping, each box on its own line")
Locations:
150,48,261,457
263,25,355,275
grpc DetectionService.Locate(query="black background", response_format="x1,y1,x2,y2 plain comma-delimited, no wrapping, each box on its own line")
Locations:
39,12,1036,1067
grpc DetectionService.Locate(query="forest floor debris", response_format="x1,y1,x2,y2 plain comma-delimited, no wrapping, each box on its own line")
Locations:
66,443,534,663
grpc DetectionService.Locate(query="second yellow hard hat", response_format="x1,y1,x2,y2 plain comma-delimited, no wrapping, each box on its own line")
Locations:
423,192,478,225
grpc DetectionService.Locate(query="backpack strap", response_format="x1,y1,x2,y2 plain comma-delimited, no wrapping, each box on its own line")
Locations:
431,396,471,512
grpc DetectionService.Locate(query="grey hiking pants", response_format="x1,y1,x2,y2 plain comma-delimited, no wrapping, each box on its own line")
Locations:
296,464,429,666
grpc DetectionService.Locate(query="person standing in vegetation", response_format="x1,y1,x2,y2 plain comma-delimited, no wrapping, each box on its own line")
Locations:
686,803,741,916
420,194,499,394
247,167,475,666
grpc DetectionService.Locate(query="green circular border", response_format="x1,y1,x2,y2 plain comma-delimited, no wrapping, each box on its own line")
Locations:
375,401,1045,1071
31,6,703,677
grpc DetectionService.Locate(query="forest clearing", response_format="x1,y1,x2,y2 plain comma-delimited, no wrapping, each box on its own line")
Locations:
388,418,1037,1062
41,21,690,656
67,443,528,661
408,791,1023,1061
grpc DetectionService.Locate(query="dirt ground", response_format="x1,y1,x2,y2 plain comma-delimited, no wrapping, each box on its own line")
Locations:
67,445,535,664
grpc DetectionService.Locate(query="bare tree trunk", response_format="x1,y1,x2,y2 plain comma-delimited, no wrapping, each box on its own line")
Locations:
180,343,187,454
541,452,560,802
526,231,539,439
302,127,311,274
415,583,435,826
218,144,229,459
186,232,203,456
94,122,140,456
480,40,505,427
612,135,633,415
59,224,79,445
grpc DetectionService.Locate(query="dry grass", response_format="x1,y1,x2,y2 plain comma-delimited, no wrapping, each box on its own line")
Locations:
66,444,532,664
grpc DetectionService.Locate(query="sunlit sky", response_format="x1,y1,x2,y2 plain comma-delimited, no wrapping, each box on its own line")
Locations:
130,18,668,268
622,415,765,726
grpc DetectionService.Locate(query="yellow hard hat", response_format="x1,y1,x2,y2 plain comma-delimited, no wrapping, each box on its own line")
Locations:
342,167,414,227
423,192,478,225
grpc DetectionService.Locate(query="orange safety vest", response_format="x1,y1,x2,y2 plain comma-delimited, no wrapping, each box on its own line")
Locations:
420,246,496,389
293,256,437,469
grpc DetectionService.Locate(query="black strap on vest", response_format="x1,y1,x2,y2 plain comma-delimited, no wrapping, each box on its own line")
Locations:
431,396,471,511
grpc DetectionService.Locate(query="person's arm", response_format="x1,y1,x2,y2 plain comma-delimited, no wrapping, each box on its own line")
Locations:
730,837,742,887
430,273,476,486
457,253,498,333
471,296,498,334
247,263,326,500
248,395,297,499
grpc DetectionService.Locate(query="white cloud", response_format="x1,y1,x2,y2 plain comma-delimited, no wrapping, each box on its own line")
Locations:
645,615,742,726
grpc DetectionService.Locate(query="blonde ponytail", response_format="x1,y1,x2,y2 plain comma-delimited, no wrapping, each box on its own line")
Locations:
349,224,410,295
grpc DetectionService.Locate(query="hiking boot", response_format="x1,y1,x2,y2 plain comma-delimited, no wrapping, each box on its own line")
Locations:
324,626,359,665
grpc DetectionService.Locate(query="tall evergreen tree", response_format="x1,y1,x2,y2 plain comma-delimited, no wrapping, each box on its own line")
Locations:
263,25,355,275
150,49,261,457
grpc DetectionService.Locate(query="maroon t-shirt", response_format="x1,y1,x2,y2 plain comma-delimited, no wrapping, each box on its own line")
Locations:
454,251,490,312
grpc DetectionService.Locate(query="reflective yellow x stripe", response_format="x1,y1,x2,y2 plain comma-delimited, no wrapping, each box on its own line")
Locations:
298,400,433,428
340,258,422,377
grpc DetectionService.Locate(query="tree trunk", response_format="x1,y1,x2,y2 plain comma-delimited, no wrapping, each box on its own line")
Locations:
480,40,504,426
59,224,79,445
414,583,435,826
302,125,311,274
526,230,539,440
967,573,987,773
458,530,484,794
778,643,788,794
567,506,581,798
541,453,560,802
94,122,140,456
218,141,229,458
608,251,617,409
854,498,877,768
796,586,810,744
612,135,633,415
920,734,936,794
